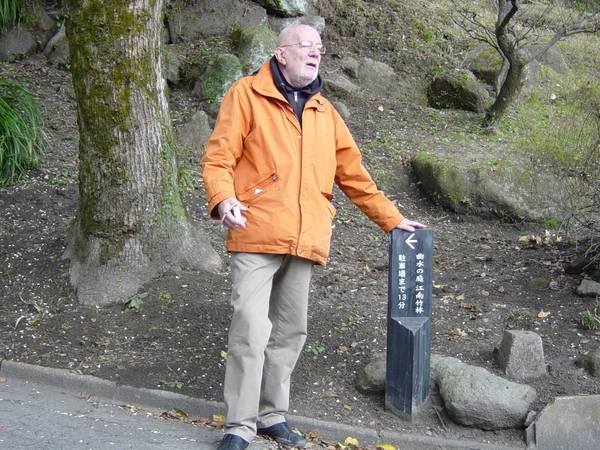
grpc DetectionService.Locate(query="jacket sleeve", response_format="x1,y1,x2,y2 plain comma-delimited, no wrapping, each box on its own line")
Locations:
200,83,249,219
332,110,404,232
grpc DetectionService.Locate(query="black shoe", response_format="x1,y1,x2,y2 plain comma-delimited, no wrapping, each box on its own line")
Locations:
216,434,249,450
257,422,306,447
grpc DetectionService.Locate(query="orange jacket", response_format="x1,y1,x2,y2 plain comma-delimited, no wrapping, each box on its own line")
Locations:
201,60,404,265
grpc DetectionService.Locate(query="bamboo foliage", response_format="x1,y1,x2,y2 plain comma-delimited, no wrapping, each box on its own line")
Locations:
0,74,45,185
0,0,22,35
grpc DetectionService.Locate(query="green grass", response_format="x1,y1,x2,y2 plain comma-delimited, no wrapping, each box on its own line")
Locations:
0,72,46,186
0,0,21,34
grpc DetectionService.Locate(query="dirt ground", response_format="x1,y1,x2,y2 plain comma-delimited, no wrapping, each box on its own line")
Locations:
1,56,600,449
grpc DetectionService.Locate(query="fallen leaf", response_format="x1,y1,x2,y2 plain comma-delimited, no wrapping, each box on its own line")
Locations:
220,350,227,359
538,311,551,318
479,290,490,297
120,404,139,412
377,444,396,450
377,105,384,111
456,293,465,301
160,409,188,420
325,390,338,397
211,414,225,427
451,328,466,337
343,404,352,410
580,339,590,344
171,408,188,418
497,286,505,293
344,437,359,447
305,429,321,440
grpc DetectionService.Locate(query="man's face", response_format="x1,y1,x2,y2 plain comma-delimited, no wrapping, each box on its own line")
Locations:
275,26,322,89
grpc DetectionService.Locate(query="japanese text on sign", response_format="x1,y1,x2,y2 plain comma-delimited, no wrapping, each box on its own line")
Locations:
397,252,427,314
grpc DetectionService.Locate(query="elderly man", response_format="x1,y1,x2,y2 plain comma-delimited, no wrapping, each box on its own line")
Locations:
201,24,426,450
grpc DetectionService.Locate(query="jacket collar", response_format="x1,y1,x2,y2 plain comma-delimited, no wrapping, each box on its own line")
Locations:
269,56,323,97
251,58,323,101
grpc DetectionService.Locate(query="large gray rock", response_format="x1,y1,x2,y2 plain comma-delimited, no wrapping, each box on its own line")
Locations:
410,143,574,221
427,72,491,113
254,0,307,17
42,25,66,57
23,1,57,51
465,46,503,88
46,39,69,67
0,28,37,62
164,45,183,85
175,110,212,152
232,25,278,75
576,279,600,298
432,356,537,430
577,348,600,378
166,0,267,42
526,44,569,74
193,53,243,107
339,56,419,103
323,73,361,98
526,395,600,450
278,16,326,34
354,353,386,394
497,330,547,382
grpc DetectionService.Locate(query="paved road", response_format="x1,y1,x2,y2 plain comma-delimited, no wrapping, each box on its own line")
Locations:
0,373,224,449
0,360,522,450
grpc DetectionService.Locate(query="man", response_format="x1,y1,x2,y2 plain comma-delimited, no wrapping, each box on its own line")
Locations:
201,24,426,450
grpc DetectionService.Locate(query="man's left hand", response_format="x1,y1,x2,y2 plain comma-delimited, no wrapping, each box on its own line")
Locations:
395,218,427,232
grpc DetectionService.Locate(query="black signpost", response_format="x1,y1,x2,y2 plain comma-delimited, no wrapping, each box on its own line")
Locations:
386,228,434,419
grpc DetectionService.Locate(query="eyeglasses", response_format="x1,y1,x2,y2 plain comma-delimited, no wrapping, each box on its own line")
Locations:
279,41,326,54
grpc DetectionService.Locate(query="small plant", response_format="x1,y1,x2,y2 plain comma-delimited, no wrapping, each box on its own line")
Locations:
157,290,175,305
0,0,21,34
0,74,46,185
306,344,325,355
59,323,72,333
51,166,70,186
580,300,600,330
122,292,148,310
542,218,559,229
161,380,184,389
178,167,200,191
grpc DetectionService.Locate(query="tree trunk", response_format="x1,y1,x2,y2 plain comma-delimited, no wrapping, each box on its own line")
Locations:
483,0,523,130
63,0,221,306
483,57,523,129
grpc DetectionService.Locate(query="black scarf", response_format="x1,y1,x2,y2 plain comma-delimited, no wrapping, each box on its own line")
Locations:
270,56,323,127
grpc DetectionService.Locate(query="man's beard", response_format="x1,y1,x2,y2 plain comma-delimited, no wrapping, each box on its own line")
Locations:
289,67,318,88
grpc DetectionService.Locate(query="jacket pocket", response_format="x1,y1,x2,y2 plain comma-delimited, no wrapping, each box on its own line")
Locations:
321,192,336,219
237,172,282,203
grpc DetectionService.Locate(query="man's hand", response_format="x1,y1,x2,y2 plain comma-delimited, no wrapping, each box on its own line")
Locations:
218,198,248,230
395,217,427,232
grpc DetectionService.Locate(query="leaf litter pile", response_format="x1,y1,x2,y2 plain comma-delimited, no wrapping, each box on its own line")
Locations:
1,58,599,449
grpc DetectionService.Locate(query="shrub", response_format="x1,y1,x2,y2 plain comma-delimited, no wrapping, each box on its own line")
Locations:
516,75,599,259
0,73,46,185
0,0,22,35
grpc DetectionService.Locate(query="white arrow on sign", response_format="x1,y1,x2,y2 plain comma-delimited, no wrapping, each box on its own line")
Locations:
405,233,418,250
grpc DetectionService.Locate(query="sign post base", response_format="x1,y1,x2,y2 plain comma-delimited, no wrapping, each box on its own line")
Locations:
386,229,433,419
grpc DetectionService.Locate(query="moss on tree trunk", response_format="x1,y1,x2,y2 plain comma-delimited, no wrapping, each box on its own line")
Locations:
64,0,221,306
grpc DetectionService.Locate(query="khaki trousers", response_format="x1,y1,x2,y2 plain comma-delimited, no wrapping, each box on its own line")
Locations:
223,253,314,442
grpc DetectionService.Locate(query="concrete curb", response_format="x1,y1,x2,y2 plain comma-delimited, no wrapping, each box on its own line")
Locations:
0,360,523,450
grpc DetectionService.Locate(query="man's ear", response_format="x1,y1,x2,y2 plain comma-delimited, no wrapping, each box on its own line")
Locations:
274,47,286,65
